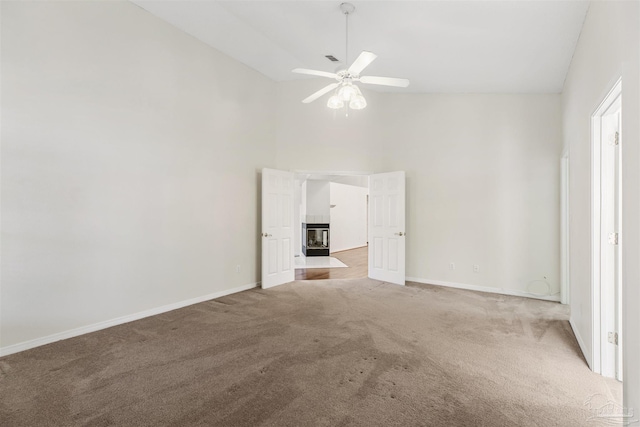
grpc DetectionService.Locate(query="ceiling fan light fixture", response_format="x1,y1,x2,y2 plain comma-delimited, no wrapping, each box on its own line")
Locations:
337,82,357,101
349,96,366,110
291,2,409,115
349,94,367,110
327,94,344,109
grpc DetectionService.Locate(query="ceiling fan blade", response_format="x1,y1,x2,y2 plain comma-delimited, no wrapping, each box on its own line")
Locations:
360,76,410,88
302,83,339,104
292,68,338,79
348,51,378,75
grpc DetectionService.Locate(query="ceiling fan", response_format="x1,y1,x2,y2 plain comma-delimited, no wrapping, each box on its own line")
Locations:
292,2,409,111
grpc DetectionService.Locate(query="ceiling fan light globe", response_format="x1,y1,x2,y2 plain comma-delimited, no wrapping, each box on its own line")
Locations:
338,84,357,101
327,95,344,109
349,95,367,110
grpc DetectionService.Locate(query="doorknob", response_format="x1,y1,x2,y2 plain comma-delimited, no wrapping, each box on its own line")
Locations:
395,232,405,236
261,233,272,237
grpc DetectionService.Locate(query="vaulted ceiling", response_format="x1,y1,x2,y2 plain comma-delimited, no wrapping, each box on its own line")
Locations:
131,1,589,93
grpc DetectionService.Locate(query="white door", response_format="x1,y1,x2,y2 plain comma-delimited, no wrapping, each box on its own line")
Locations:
591,79,622,381
368,171,406,285
600,104,622,380
261,168,295,289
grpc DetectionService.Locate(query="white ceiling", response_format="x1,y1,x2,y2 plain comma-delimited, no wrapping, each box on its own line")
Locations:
131,0,589,93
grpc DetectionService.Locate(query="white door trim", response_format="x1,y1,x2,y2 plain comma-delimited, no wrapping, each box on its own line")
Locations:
561,153,570,306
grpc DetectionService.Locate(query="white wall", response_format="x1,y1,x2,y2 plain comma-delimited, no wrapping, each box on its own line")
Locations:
276,79,386,173
277,84,562,300
329,182,368,253
0,1,276,352
561,1,640,416
305,180,330,222
382,94,562,298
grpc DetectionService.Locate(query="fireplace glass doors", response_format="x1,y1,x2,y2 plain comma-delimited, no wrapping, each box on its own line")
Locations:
302,223,330,256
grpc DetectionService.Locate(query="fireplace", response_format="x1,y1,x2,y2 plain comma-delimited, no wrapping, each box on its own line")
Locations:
302,223,330,256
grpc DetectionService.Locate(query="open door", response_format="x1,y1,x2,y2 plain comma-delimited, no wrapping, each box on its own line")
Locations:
591,79,622,380
368,171,406,285
599,98,622,380
261,168,295,289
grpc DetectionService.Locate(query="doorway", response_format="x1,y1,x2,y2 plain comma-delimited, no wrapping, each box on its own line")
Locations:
294,172,370,280
262,169,406,288
591,78,622,381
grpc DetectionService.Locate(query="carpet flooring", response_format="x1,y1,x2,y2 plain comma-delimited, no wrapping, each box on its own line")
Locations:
0,278,620,426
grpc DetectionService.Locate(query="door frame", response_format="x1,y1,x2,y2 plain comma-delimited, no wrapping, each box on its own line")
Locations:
291,169,373,256
291,170,406,285
561,153,570,306
293,170,372,259
591,78,622,378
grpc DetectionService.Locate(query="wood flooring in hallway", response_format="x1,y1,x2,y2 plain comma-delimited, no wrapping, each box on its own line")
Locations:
295,246,368,280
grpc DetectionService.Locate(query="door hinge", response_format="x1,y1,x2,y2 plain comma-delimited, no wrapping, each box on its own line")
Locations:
608,232,619,245
610,131,620,146
608,331,619,345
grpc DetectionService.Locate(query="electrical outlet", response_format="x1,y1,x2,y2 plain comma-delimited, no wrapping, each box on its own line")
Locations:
236,265,241,273
473,265,480,273
450,262,455,271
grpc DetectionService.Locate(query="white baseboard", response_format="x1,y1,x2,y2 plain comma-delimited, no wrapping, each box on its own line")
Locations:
0,282,259,358
406,277,562,302
569,317,592,370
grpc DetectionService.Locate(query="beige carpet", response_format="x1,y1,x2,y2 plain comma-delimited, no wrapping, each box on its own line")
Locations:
0,278,620,426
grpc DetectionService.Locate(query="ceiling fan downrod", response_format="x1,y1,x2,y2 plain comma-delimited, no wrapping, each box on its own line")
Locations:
340,3,355,67
326,2,365,113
